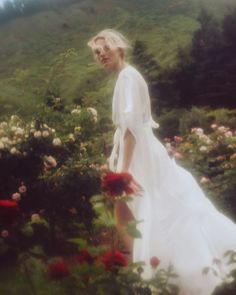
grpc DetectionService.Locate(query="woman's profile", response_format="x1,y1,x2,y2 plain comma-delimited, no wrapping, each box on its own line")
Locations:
87,29,236,295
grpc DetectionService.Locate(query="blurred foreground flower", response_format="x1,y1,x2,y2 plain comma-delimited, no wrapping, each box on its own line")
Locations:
0,200,20,224
150,256,160,269
48,260,70,281
102,172,134,197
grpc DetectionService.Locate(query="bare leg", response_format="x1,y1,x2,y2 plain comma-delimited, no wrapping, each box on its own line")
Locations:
114,200,134,255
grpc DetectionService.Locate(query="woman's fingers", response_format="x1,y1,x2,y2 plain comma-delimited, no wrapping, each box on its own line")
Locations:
129,179,144,196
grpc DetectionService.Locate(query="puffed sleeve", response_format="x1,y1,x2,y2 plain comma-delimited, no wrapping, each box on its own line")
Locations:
117,73,143,140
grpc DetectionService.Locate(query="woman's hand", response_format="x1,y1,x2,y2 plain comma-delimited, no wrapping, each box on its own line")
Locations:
129,177,144,196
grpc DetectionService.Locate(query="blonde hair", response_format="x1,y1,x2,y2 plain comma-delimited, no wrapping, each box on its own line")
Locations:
87,29,130,58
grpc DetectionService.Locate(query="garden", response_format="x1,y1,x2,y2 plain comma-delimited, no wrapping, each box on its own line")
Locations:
0,102,236,295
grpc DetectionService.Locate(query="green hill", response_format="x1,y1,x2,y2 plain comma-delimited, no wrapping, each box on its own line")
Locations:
0,0,235,118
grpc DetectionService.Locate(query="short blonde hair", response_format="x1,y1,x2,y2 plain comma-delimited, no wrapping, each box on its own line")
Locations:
87,29,130,58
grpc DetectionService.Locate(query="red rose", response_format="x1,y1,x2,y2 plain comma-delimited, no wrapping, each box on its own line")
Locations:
0,200,20,225
101,172,134,197
150,256,160,269
101,250,128,271
48,260,70,280
75,250,95,265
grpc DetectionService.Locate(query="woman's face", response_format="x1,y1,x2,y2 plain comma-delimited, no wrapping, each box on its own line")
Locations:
93,38,123,71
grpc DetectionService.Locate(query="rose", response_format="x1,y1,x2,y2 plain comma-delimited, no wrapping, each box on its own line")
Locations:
174,136,183,143
52,138,61,146
31,213,40,223
150,256,160,268
200,177,210,184
101,172,134,197
19,185,27,193
75,250,95,265
42,130,50,137
0,200,20,224
44,155,57,168
1,230,9,238
199,146,208,153
101,250,128,271
34,131,42,138
11,192,21,201
48,260,70,280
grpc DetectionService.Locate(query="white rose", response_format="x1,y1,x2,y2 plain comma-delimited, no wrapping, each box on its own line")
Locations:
1,137,10,144
68,133,75,142
225,131,233,137
34,131,42,138
42,130,50,137
44,155,57,167
87,107,98,122
10,147,18,154
31,213,40,223
15,127,24,136
199,146,208,152
52,137,61,146
200,177,210,184
0,122,8,128
11,126,17,132
12,192,21,201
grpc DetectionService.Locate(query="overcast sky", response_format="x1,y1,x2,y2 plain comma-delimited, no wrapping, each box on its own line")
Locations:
0,0,7,7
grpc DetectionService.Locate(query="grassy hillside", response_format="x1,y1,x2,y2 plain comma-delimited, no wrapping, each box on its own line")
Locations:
0,0,235,118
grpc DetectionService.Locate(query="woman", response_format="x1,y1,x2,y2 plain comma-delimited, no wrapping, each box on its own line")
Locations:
87,29,236,295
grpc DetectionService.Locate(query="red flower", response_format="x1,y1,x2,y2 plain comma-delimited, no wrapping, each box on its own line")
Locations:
48,260,70,280
75,250,95,265
0,200,20,225
101,172,134,197
150,256,160,269
101,250,128,271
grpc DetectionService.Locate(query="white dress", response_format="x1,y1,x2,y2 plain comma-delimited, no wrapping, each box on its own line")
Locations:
109,64,236,295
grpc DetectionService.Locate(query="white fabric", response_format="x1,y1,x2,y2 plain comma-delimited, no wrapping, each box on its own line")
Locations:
109,64,236,295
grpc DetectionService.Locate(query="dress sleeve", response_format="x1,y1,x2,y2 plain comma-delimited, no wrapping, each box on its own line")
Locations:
118,73,143,140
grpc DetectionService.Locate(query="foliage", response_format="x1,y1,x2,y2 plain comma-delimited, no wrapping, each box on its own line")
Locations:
164,122,236,219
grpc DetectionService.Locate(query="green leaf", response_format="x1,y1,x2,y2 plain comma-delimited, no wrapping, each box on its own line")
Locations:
21,223,34,237
68,238,88,248
126,220,143,238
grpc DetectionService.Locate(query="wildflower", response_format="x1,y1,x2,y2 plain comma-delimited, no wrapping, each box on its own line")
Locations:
101,250,128,271
87,107,98,122
150,256,160,269
102,172,134,197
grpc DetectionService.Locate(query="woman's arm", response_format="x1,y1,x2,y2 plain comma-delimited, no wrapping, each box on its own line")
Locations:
121,128,136,172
